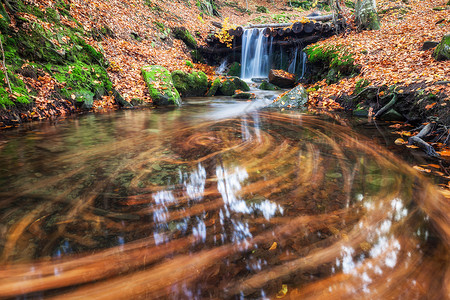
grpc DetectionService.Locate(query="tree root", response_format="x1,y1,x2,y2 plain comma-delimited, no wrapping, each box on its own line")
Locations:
375,93,397,118
408,123,440,158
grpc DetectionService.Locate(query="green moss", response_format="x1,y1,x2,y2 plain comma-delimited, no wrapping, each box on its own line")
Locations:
304,44,359,83
227,62,241,76
173,27,197,49
218,77,249,96
433,34,450,61
52,62,111,108
190,50,205,63
259,81,280,90
142,65,181,106
171,70,208,97
185,60,194,68
206,78,221,97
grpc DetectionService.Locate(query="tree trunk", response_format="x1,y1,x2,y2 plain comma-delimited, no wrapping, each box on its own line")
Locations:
355,0,381,30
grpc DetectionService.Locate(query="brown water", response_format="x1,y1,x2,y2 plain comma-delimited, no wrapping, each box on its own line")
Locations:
0,95,448,299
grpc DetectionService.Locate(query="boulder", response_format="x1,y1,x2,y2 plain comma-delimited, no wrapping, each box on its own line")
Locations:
171,70,208,97
232,92,254,99
218,77,250,96
268,84,308,109
206,78,221,97
433,34,450,61
227,62,241,76
268,69,296,88
141,65,181,106
259,81,280,91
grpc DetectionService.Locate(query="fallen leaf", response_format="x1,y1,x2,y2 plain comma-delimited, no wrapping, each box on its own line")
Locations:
269,242,277,251
276,284,288,298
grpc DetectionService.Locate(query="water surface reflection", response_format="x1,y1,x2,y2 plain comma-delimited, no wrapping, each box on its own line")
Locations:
0,97,448,299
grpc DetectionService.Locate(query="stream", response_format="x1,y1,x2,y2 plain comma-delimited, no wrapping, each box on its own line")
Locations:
0,88,448,299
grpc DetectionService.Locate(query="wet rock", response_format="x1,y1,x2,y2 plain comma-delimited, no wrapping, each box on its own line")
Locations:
218,77,250,96
227,62,241,76
268,84,308,109
142,65,181,106
113,89,132,107
433,33,450,61
171,70,208,97
232,92,253,99
268,69,295,88
259,81,280,91
206,78,221,97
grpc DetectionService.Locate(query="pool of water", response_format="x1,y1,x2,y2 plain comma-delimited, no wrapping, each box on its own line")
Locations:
0,92,448,299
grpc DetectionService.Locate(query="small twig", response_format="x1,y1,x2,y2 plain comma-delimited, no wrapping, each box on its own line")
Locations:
0,32,12,93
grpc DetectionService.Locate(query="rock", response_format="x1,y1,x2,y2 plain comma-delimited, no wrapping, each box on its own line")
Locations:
232,92,254,99
433,34,450,61
218,77,250,96
141,65,181,106
268,69,295,88
75,89,94,110
173,27,197,49
421,41,439,50
268,84,308,109
171,70,208,97
352,107,369,117
130,98,147,106
259,81,280,91
113,89,132,107
206,78,221,97
227,62,241,76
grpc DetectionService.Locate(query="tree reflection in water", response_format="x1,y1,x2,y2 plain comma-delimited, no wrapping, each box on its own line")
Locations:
0,108,448,299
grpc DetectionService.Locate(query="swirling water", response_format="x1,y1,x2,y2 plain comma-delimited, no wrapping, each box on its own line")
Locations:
0,93,448,299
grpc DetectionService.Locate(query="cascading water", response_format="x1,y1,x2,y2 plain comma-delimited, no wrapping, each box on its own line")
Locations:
288,48,299,74
300,51,307,79
240,29,272,80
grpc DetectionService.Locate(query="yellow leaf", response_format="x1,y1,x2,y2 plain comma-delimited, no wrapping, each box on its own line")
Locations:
269,242,277,251
276,284,288,298
394,138,407,145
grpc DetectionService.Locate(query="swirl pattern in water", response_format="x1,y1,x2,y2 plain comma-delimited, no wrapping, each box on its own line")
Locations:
0,102,448,299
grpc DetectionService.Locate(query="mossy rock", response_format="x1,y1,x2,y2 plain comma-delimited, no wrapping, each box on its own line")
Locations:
171,70,208,97
142,65,181,106
232,92,253,99
259,81,280,90
173,27,197,49
206,78,221,97
218,77,250,96
433,34,450,61
227,62,241,76
268,85,308,109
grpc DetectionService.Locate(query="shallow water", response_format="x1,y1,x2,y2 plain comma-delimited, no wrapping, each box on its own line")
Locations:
0,92,448,299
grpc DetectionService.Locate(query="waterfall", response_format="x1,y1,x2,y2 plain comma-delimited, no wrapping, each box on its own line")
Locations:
300,51,307,79
287,48,299,74
216,59,227,75
240,29,272,80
